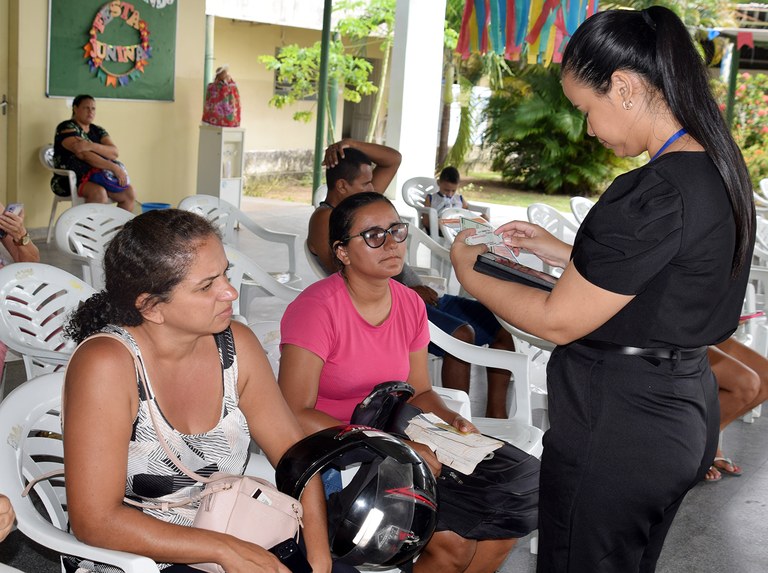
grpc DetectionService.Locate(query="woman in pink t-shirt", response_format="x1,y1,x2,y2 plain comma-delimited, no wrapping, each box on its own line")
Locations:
279,192,518,573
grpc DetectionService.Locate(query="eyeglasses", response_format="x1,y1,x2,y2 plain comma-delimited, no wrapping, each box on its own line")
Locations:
342,222,409,249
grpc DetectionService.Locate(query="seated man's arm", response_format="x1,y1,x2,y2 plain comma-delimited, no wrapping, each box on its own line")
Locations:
307,208,336,275
325,139,402,193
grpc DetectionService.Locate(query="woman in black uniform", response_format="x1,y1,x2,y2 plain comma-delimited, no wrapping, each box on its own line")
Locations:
450,6,755,573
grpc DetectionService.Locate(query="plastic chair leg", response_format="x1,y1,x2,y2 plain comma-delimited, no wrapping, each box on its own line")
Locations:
46,196,60,243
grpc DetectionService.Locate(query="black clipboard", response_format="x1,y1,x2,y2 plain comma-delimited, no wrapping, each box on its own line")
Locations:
473,252,558,292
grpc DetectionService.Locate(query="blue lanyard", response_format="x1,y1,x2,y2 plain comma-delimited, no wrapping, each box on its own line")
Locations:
650,128,687,162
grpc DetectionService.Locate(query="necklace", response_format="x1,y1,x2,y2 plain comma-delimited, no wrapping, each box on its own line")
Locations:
649,128,687,162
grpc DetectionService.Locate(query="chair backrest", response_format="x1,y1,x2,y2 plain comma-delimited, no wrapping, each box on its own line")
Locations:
224,245,301,321
312,184,328,208
179,195,301,287
527,203,579,241
759,178,768,201
304,239,331,281
249,321,281,377
406,225,456,293
569,196,595,225
756,216,768,251
177,194,231,236
401,177,437,210
0,263,96,380
427,321,532,426
401,177,440,240
38,145,84,206
54,203,135,289
0,373,161,572
427,321,544,457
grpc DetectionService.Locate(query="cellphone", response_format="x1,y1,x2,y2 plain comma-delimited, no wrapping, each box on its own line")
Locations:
474,252,558,292
0,203,23,239
269,538,313,573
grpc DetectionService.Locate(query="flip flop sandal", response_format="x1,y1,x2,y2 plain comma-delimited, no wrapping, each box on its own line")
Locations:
713,456,743,477
704,466,722,483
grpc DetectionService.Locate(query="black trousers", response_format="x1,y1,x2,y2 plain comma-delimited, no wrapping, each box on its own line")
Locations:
536,343,719,573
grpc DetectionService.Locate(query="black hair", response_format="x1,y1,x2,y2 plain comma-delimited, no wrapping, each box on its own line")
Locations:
328,192,396,271
561,6,754,276
326,148,373,191
65,209,220,343
72,94,95,110
439,166,460,184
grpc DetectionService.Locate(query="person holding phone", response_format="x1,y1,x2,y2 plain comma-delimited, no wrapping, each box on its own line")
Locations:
0,202,40,382
450,7,754,571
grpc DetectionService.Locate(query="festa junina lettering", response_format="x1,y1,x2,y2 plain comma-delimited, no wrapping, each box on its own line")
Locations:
82,0,174,87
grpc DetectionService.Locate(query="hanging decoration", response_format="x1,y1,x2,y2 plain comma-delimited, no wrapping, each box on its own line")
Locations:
83,1,152,87
456,0,599,66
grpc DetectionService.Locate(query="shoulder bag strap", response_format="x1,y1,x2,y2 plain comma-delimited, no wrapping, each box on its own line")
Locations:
86,332,213,485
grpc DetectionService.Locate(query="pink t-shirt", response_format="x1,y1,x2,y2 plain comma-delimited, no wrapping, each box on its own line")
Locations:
280,273,430,423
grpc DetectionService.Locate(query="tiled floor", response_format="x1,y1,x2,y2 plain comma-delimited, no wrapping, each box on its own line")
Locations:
2,197,767,572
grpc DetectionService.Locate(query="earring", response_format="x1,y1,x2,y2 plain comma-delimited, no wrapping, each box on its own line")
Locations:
622,100,633,111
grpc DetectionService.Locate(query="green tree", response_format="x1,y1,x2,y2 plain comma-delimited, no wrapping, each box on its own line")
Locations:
484,66,634,195
439,0,509,170
258,0,395,142
335,0,396,142
727,72,768,185
601,0,736,27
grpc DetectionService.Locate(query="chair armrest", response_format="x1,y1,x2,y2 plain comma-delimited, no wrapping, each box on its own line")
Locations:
16,518,160,573
233,216,299,276
466,202,491,220
411,205,440,241
2,344,71,366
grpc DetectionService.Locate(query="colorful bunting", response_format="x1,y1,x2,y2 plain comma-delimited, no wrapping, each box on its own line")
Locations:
456,0,599,65
737,30,754,49
84,1,152,87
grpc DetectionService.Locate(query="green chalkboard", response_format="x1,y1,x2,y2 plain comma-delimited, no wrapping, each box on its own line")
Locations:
47,0,177,101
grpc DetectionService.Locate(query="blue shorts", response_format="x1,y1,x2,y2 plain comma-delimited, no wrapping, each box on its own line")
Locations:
426,295,501,357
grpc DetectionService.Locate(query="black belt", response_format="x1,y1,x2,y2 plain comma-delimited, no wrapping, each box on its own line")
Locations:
574,340,707,361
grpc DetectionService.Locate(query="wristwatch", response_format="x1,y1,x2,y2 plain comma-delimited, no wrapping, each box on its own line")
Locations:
13,232,30,246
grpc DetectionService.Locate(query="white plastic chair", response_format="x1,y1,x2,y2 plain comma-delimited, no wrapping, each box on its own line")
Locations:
54,203,135,290
569,196,595,225
178,195,302,288
0,263,96,384
401,177,441,240
527,203,579,241
224,245,302,323
406,225,460,295
248,320,282,377
0,372,162,572
759,178,768,202
527,203,579,273
493,317,553,431
39,144,86,244
427,321,544,458
304,239,332,281
313,184,328,208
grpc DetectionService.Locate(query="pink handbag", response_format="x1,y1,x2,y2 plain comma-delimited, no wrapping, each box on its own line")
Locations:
190,474,303,573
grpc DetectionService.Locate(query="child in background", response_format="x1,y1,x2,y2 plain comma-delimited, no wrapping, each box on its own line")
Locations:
422,167,467,233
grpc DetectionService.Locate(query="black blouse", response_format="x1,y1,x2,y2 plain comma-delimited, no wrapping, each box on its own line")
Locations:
572,152,754,348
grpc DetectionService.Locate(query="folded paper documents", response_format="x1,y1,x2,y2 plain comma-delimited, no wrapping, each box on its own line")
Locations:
404,412,503,474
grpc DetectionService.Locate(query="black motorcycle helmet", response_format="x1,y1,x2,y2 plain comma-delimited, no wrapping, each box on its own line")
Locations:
275,425,438,569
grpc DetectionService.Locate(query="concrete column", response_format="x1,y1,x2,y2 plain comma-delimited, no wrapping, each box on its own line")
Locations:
385,0,447,213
